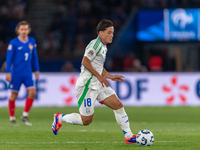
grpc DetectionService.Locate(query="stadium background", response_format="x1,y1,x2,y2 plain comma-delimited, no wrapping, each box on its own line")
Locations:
1,0,200,107
1,1,200,150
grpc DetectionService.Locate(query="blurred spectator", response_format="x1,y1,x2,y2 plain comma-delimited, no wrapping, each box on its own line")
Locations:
0,61,6,72
139,0,156,9
61,61,77,72
123,52,135,71
42,31,60,55
130,59,148,72
78,0,91,15
73,34,86,58
55,0,68,16
0,39,8,55
168,0,179,8
111,54,124,71
62,37,72,56
184,65,194,72
148,55,163,72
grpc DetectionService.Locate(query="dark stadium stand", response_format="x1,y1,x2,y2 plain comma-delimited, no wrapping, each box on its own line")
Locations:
1,0,200,72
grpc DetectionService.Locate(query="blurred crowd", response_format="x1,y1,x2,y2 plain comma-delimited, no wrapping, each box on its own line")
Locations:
42,0,200,60
0,0,27,56
137,0,200,9
0,0,200,72
111,51,164,72
41,0,129,59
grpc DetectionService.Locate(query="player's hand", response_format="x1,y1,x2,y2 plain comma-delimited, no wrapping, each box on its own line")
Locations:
110,75,124,83
97,75,110,87
35,71,40,80
6,73,11,82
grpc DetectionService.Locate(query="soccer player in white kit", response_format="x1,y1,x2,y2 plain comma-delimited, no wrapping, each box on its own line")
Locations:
52,19,136,144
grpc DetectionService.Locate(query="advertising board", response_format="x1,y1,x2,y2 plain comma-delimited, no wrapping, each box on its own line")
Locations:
1,73,200,107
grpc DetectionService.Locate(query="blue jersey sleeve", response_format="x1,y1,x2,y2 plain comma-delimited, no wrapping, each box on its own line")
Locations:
5,40,15,73
32,39,40,72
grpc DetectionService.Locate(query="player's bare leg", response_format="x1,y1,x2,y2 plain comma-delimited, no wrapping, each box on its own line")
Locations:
103,94,136,144
103,94,123,110
27,88,36,99
21,87,36,126
80,114,93,125
9,91,18,125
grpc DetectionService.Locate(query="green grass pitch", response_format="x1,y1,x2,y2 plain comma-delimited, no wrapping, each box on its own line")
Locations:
0,106,200,150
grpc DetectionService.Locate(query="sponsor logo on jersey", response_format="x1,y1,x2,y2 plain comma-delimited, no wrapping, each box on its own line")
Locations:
18,46,23,50
8,44,12,50
88,50,94,56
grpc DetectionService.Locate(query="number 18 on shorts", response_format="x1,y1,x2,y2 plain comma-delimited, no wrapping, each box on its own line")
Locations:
76,86,97,116
76,85,116,116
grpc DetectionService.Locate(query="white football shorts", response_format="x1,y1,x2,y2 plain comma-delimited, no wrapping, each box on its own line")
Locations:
75,85,116,116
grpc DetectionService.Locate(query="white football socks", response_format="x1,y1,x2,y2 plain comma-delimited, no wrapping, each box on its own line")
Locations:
22,112,29,117
59,113,83,125
114,107,133,138
10,116,16,121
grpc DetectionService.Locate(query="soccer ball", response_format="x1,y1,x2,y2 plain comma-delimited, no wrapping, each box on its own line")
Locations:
136,129,154,146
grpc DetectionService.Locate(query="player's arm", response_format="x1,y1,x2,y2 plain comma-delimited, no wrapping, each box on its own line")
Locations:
5,43,14,82
32,40,40,80
82,56,110,87
102,68,124,83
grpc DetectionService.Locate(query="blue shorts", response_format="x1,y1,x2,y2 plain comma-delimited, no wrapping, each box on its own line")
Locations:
8,74,35,91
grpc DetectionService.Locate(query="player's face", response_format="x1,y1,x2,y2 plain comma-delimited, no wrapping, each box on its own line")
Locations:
100,26,114,45
17,25,30,37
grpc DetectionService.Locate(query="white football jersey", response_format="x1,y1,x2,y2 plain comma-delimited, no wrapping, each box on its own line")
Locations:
76,37,107,89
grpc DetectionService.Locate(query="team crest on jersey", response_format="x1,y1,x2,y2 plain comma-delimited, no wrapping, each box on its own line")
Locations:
29,43,33,53
29,43,33,50
8,44,12,50
10,84,13,89
86,108,90,114
88,50,94,56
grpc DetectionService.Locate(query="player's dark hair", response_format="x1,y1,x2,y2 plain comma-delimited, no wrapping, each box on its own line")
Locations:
15,21,31,35
96,19,113,34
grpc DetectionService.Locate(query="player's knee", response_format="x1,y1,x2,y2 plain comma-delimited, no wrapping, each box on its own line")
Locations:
28,89,36,99
83,120,92,125
82,117,93,125
10,92,18,101
29,93,36,99
9,97,16,101
115,101,123,110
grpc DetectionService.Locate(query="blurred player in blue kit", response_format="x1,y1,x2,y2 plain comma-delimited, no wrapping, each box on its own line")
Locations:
52,19,137,144
6,21,40,126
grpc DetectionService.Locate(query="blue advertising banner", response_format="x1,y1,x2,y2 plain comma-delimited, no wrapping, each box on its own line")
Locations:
136,9,200,42
136,10,165,41
165,9,199,41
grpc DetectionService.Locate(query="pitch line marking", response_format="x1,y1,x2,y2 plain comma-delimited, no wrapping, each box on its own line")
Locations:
77,130,105,132
2,141,180,144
